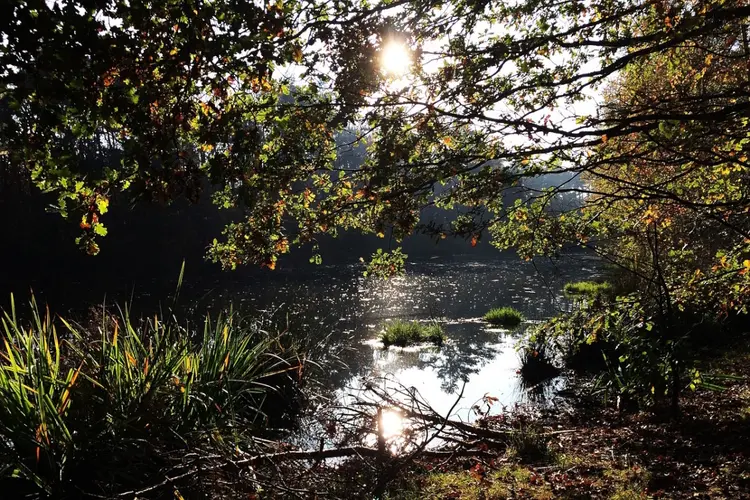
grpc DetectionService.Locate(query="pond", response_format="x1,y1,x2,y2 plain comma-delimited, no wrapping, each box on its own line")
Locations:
181,252,603,425
9,249,602,429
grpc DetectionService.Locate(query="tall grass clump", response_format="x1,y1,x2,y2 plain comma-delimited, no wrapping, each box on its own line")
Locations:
507,423,556,464
564,280,613,298
0,295,300,498
484,307,524,327
380,320,445,347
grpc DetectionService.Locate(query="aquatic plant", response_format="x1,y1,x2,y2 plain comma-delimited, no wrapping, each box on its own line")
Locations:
380,320,445,347
0,295,299,497
563,281,613,298
484,307,524,327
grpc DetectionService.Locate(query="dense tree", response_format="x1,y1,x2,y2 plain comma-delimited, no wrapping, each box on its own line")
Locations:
3,0,750,279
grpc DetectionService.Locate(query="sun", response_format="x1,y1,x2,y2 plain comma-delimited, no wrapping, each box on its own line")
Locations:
380,40,412,77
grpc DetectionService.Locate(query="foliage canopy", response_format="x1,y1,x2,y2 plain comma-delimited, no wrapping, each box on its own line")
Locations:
3,0,750,304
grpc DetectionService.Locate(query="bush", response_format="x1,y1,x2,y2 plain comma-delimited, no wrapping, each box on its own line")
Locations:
484,307,524,327
380,320,446,347
564,281,614,298
518,334,560,386
533,295,695,410
533,308,610,374
0,295,299,498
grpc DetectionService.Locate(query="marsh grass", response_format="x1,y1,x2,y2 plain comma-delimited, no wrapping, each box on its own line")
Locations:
564,281,613,298
484,307,524,327
380,320,446,347
508,423,556,464
0,294,299,497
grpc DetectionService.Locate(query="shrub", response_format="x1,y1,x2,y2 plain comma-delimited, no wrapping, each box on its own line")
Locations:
564,281,614,298
518,334,560,386
534,295,694,410
380,320,446,347
0,295,299,497
533,308,611,374
484,307,524,327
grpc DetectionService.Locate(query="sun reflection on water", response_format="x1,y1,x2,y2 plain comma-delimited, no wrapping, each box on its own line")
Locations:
379,409,404,439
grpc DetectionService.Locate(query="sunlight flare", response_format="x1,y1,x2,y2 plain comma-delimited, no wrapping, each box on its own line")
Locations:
379,409,404,438
380,40,412,77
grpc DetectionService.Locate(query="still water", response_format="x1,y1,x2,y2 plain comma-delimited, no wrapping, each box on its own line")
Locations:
187,252,603,423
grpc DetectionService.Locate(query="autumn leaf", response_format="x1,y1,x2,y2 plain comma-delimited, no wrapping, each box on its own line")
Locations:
96,197,109,214
293,46,303,63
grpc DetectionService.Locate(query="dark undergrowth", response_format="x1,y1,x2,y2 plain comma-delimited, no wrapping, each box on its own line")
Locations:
386,348,750,498
242,360,750,498
518,334,560,386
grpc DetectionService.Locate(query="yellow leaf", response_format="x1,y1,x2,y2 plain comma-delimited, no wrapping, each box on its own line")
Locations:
96,197,109,214
59,362,84,414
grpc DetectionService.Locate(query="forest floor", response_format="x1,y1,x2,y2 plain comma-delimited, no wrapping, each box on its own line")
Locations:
386,350,750,499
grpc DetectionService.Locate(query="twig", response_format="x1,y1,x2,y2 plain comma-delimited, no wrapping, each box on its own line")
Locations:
117,446,500,497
